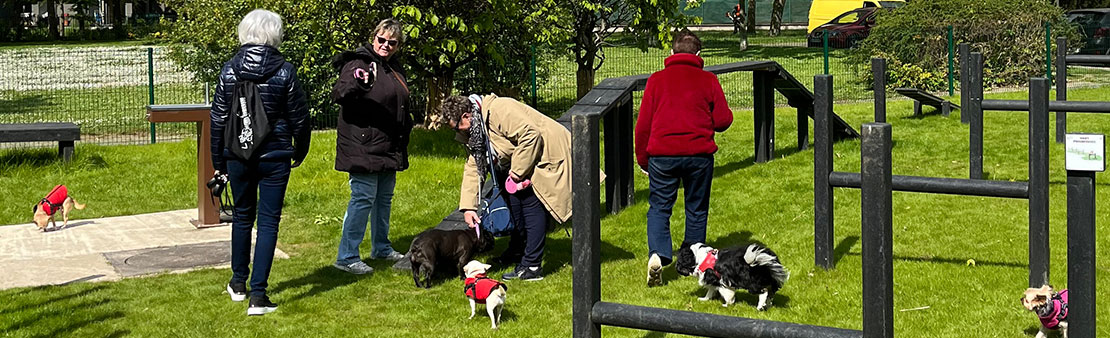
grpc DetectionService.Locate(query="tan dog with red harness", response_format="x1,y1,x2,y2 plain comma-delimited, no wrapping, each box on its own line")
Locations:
462,260,507,329
32,185,85,232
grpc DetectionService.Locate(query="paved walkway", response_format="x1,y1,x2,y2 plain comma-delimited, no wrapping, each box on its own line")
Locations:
0,209,286,290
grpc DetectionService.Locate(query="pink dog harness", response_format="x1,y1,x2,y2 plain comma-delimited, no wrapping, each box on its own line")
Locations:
36,185,67,216
1038,289,1069,330
697,249,719,276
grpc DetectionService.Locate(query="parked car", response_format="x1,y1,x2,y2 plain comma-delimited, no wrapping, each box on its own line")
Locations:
808,0,906,33
1067,8,1110,55
807,8,883,48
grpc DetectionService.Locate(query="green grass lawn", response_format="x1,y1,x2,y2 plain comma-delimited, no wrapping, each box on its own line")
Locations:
4,84,1110,337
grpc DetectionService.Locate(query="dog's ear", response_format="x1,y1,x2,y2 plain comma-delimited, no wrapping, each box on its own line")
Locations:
482,263,491,270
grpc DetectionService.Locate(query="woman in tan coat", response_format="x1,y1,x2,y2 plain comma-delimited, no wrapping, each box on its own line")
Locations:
439,94,572,281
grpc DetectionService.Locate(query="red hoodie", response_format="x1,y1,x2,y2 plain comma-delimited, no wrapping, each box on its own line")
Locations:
635,53,733,169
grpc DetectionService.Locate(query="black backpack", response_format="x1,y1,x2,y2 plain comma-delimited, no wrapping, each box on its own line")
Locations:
224,80,272,160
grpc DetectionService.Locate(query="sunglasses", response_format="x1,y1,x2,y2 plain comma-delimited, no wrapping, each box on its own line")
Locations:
376,36,400,47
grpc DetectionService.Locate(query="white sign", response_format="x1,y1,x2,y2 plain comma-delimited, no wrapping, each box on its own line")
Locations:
1065,134,1105,172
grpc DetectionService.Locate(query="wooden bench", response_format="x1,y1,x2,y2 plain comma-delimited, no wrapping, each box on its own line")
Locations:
895,88,961,117
0,123,81,161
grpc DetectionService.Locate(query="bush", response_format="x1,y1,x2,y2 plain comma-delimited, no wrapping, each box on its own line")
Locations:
850,0,1079,91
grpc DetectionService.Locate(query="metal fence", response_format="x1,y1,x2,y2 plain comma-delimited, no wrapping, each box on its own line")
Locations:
2,26,1106,148
0,45,204,146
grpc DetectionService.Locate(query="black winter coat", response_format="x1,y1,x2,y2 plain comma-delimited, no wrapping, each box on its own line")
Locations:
210,44,311,173
331,44,414,173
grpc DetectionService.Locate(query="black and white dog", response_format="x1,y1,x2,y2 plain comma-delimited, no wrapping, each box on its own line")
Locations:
674,242,789,310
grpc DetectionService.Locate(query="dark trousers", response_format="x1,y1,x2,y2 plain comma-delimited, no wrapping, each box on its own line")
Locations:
502,186,548,268
227,159,291,296
646,156,714,266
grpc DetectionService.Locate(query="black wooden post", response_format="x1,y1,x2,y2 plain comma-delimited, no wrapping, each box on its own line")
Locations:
861,122,894,338
872,58,886,123
754,70,776,163
959,43,970,124
572,114,602,338
798,108,809,151
1029,77,1050,288
969,53,984,180
1056,37,1068,144
1067,169,1096,338
814,75,834,269
602,95,635,213
599,93,634,211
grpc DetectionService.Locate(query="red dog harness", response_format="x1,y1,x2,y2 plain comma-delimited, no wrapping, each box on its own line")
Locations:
464,274,506,304
1038,289,1069,330
697,249,720,277
36,185,68,216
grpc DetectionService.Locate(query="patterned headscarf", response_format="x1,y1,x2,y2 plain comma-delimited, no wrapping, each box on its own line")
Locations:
465,94,491,181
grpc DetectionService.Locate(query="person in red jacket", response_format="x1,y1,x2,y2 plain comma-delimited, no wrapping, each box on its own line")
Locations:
636,29,733,287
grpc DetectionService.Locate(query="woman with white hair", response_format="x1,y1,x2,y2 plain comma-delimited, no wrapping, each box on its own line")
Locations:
329,18,414,275
210,9,311,316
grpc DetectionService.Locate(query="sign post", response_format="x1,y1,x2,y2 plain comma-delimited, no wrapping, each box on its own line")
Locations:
1064,133,1102,337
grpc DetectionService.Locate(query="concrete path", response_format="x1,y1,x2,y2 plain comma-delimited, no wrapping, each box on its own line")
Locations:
0,209,286,290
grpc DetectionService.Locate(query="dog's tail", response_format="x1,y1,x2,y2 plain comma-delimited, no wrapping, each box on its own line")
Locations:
744,244,790,285
69,196,86,210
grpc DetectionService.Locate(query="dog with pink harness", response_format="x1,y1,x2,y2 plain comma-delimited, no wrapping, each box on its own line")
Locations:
1022,285,1069,338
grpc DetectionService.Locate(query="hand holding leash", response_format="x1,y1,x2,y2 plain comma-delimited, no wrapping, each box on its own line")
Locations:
463,210,481,228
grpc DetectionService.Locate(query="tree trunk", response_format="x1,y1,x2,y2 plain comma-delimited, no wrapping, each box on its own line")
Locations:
770,0,784,36
745,0,756,33
45,0,59,39
423,70,455,129
109,0,124,38
575,62,595,100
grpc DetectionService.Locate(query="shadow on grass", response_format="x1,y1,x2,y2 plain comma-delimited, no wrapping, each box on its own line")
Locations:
544,236,636,277
408,127,468,159
834,236,860,266
0,93,52,116
683,288,794,309
0,284,107,315
269,265,364,304
29,311,124,338
843,251,1025,268
0,149,109,170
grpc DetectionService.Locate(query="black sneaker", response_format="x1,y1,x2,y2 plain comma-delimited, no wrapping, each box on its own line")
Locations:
247,294,278,316
504,266,544,281
227,282,247,302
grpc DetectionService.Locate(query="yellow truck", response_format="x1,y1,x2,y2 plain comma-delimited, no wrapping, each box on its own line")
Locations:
808,0,906,32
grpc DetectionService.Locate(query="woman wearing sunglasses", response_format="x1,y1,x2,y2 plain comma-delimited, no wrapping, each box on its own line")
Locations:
329,18,414,275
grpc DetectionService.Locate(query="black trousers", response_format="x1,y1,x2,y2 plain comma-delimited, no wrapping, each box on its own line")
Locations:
502,186,548,268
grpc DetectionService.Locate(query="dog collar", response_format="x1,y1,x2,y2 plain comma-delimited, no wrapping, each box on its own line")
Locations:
697,249,719,274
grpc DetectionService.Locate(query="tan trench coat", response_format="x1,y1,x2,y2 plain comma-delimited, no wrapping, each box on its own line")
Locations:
457,94,573,223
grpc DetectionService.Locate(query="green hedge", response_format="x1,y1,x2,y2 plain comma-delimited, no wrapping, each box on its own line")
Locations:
850,0,1079,91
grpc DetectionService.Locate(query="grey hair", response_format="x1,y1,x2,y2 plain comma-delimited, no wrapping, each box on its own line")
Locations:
373,18,406,45
238,9,283,47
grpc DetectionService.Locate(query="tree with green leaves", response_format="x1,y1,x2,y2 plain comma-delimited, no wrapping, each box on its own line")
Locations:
391,0,543,125
163,0,544,126
533,0,702,99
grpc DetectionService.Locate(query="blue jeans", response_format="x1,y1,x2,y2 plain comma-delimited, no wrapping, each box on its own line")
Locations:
646,156,714,266
336,171,398,264
502,187,548,268
227,159,291,296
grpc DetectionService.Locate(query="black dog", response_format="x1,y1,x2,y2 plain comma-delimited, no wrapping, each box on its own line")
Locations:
409,226,495,288
674,242,789,310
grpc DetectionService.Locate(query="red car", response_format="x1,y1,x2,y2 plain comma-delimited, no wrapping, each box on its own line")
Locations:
807,8,882,48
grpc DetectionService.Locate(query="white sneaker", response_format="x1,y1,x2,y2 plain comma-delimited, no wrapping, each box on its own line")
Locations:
227,282,247,302
647,253,663,287
333,261,374,275
374,251,405,261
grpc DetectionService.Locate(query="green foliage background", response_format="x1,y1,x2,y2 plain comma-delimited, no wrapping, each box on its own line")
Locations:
161,0,551,119
850,0,1080,91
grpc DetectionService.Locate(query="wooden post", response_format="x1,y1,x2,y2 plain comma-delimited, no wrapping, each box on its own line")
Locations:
146,104,223,227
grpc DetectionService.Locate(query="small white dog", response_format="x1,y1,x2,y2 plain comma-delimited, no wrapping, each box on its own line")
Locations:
462,260,507,329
